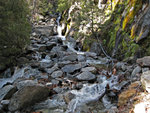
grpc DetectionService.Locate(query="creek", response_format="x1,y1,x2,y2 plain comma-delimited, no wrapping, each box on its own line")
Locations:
0,14,130,113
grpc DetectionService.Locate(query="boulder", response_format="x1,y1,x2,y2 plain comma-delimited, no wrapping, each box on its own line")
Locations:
46,64,59,74
14,80,37,90
85,52,97,59
40,59,53,68
62,64,82,73
51,70,63,78
81,67,97,73
131,66,142,77
77,55,85,62
8,85,49,111
62,54,78,61
137,56,150,67
76,71,96,81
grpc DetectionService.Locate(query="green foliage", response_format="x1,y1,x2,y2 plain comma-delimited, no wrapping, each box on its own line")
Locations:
38,0,53,15
0,0,31,67
57,0,73,12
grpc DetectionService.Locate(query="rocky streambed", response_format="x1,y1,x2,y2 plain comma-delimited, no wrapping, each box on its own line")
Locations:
0,16,150,113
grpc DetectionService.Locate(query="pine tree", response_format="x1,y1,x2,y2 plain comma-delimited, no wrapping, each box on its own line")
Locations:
0,0,31,70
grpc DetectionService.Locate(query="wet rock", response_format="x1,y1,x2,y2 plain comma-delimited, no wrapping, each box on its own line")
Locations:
76,71,96,81
36,73,48,80
81,67,97,73
57,61,71,68
62,64,82,73
1,100,9,105
131,66,142,77
40,59,53,68
62,54,77,61
67,83,106,113
141,70,150,93
33,98,66,111
51,46,65,52
51,70,63,78
77,55,85,62
15,80,37,90
46,64,59,74
8,85,49,112
51,79,59,85
97,75,107,83
116,62,128,71
115,62,126,70
85,52,97,59
102,95,112,109
0,85,17,101
53,87,63,93
137,56,150,67
75,82,83,90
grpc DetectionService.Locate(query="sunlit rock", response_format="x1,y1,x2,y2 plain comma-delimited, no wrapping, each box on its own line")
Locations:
141,70,150,93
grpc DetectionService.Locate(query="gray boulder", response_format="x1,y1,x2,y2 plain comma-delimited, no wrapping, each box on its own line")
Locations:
51,71,63,78
62,63,85,73
8,85,49,111
137,56,150,67
76,72,96,81
81,67,97,73
131,66,142,77
15,80,37,90
62,54,78,61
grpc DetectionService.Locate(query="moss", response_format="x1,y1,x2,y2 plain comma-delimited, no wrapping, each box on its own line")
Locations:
131,25,136,39
122,0,142,30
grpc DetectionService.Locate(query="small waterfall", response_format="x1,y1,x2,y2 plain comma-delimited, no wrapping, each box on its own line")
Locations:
56,14,85,55
56,13,62,36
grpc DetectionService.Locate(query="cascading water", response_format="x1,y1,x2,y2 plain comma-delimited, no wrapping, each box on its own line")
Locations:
54,15,129,113
56,13,62,36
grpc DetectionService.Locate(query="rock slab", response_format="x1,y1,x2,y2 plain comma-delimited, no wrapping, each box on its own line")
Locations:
8,85,49,111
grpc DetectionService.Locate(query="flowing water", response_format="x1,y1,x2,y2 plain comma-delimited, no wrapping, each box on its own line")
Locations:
0,14,127,113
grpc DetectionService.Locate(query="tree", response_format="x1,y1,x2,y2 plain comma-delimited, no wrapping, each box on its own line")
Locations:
0,0,31,70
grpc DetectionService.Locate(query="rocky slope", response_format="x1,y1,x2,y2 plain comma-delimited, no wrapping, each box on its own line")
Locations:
0,14,150,113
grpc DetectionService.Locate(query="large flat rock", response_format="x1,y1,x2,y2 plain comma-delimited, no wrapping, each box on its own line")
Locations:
8,85,49,112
